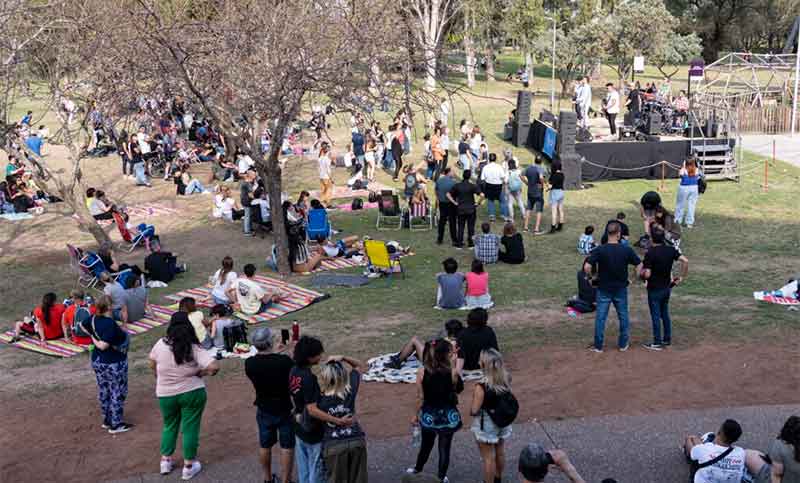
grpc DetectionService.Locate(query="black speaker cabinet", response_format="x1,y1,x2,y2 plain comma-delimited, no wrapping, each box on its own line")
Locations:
512,122,530,147
558,110,577,156
516,91,532,125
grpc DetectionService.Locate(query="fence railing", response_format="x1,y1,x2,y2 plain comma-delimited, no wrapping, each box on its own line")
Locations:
737,105,793,134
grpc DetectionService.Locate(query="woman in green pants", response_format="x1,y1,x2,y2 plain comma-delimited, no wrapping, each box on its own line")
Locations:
149,317,219,480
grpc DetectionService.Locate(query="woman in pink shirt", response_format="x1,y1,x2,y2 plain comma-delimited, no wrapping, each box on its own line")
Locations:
465,259,494,309
149,320,220,480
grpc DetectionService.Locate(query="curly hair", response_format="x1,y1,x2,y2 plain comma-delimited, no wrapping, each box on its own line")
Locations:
779,415,800,462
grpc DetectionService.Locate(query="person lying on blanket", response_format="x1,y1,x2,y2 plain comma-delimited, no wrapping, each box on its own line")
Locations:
232,264,285,316
384,319,464,370
320,236,361,258
10,292,66,344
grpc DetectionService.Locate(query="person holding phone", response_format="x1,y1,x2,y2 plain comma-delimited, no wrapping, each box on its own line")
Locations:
641,226,689,351
518,443,586,482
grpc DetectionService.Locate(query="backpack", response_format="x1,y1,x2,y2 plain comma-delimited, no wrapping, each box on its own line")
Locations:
508,171,522,192
368,191,379,203
223,323,248,352
351,198,364,210
697,176,707,194
483,386,519,428
405,174,416,192
72,304,93,338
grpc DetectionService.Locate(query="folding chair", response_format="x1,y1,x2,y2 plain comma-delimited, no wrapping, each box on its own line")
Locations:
376,190,402,230
112,212,151,252
408,200,434,231
306,208,332,242
364,239,405,285
67,244,99,289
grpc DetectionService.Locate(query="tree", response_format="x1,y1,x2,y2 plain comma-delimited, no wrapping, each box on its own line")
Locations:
504,0,546,79
651,32,703,78
406,0,462,91
532,23,606,97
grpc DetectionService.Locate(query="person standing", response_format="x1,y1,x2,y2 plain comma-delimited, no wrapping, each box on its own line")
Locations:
604,83,620,137
675,159,701,229
245,327,296,483
625,82,642,121
640,190,662,236
392,124,404,181
577,76,592,129
240,169,256,237
470,349,513,483
447,170,482,249
641,227,689,350
522,158,545,235
480,153,507,222
318,144,334,209
437,127,450,179
584,222,642,352
547,162,565,234
435,167,458,246
149,321,219,480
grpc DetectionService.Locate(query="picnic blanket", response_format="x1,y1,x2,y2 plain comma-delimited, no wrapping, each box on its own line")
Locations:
0,305,173,358
363,353,483,384
0,212,34,221
754,280,800,305
310,182,391,201
76,202,180,226
334,201,379,211
313,256,365,273
311,273,371,288
164,275,328,324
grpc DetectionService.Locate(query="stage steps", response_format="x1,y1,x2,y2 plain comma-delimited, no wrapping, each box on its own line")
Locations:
692,141,738,181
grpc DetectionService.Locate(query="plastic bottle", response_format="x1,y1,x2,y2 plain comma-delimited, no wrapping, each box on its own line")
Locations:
411,423,421,448
291,322,300,342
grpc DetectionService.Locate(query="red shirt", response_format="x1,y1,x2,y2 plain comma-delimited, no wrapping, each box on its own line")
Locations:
32,304,66,340
63,303,96,345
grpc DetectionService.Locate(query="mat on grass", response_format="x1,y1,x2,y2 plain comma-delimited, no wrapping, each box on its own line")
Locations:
311,273,371,288
309,182,391,201
0,306,173,358
0,212,35,221
75,202,180,226
363,353,483,384
754,280,800,306
313,256,366,273
334,201,379,211
164,275,328,324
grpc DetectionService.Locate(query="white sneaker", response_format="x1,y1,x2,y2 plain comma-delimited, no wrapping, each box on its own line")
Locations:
160,458,174,475
182,461,202,480
405,468,418,475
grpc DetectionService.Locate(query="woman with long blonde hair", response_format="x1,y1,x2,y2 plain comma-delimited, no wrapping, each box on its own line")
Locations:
675,158,702,228
470,349,513,483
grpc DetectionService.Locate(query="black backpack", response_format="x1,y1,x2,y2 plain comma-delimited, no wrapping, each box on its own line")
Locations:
223,323,248,352
697,176,707,194
351,198,364,210
483,386,519,428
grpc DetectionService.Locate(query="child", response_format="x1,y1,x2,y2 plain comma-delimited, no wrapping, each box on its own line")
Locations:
465,259,493,309
208,304,241,349
436,258,466,309
578,225,596,255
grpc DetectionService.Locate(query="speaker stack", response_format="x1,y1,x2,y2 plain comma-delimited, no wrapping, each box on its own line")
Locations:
557,110,581,189
645,112,662,135
512,90,532,147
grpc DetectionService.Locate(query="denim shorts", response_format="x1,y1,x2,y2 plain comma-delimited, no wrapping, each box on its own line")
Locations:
470,410,512,444
549,189,565,205
257,408,295,449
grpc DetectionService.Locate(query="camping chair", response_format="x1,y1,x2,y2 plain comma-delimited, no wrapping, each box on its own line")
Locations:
376,190,402,230
306,208,332,243
364,239,405,285
67,244,100,289
112,212,152,252
407,199,434,231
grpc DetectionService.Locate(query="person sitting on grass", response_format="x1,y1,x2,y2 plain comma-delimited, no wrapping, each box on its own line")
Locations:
208,304,242,350
209,256,237,306
457,308,498,371
233,264,284,316
684,419,746,483
601,212,630,245
10,292,66,344
474,222,501,265
465,259,494,310
577,225,596,255
385,319,464,370
178,297,213,350
61,289,95,345
566,258,597,314
174,163,210,195
436,257,466,310
499,221,525,264
144,237,187,284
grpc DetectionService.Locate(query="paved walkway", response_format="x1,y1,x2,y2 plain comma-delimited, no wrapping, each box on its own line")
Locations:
111,404,799,483
740,134,800,166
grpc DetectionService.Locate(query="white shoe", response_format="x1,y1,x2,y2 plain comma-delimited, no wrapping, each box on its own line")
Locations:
160,458,174,475
182,461,202,480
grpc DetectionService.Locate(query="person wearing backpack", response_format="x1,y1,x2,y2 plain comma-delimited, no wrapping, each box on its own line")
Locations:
61,289,96,345
505,159,525,220
470,349,517,483
683,419,746,483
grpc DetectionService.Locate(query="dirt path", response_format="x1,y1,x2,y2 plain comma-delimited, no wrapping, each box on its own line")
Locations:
1,342,796,482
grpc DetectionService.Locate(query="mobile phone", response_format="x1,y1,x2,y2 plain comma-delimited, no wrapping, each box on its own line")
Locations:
281,329,290,345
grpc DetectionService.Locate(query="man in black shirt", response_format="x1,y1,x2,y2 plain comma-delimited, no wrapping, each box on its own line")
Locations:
626,82,642,120
245,327,296,483
144,237,185,283
642,227,689,350
640,190,662,236
600,212,630,245
447,169,483,249
584,222,642,352
457,308,499,370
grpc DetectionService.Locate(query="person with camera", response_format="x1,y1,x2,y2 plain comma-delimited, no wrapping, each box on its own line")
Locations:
518,443,586,483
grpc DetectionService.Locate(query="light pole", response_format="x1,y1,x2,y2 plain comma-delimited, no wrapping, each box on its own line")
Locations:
545,16,567,111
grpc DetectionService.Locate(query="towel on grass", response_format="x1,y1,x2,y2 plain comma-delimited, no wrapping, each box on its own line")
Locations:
311,273,371,288
754,280,800,305
362,353,483,384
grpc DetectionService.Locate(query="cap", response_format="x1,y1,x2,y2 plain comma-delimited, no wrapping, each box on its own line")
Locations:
519,443,550,480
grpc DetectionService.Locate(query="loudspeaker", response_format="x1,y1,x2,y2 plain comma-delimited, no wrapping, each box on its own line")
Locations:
645,112,662,135
557,110,577,156
512,122,530,147
576,127,593,142
561,153,582,190
516,91,532,126
624,112,635,127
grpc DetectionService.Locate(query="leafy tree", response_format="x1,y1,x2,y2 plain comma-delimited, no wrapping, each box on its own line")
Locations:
651,32,703,78
532,23,606,96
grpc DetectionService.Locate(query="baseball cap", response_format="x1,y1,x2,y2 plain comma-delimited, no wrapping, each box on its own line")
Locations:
519,443,551,481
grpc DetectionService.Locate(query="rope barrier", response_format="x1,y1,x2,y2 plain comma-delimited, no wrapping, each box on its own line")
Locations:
579,158,676,172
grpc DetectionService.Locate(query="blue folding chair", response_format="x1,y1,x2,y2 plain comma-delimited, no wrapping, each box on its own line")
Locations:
306,208,332,242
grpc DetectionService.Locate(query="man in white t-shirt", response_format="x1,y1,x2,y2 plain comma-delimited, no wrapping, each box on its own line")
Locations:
233,264,282,315
136,127,151,155
237,153,255,175
603,83,620,137
684,419,746,483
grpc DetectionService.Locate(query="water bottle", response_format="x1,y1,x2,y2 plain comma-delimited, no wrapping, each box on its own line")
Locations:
411,423,421,448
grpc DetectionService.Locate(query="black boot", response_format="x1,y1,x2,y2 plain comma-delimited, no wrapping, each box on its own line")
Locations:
556,222,563,231
549,225,557,234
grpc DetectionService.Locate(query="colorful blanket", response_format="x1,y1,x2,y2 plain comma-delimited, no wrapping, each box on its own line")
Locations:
754,280,800,305
75,202,180,226
164,275,328,324
309,182,392,201
0,305,173,358
334,201,379,211
363,353,483,384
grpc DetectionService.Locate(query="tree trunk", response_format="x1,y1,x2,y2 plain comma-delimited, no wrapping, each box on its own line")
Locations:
258,116,292,275
71,196,111,246
525,52,532,80
485,45,495,82
464,14,476,88
423,44,437,91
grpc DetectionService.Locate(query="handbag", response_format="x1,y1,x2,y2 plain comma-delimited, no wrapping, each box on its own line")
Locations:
91,316,130,355
697,176,707,194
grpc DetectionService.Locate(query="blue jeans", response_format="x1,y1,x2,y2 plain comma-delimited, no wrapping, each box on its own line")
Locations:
593,287,630,349
243,206,252,234
133,162,148,185
647,287,672,345
185,179,205,194
295,437,324,483
426,164,435,179
499,189,509,218
674,184,698,226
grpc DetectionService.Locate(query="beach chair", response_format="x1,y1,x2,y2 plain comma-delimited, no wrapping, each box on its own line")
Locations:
376,190,402,230
364,239,405,285
407,199,434,231
112,212,152,252
306,208,332,242
67,244,100,289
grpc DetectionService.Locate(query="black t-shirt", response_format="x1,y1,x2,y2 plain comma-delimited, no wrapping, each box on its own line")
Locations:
500,233,525,263
289,365,324,444
422,369,464,408
643,244,681,290
640,191,661,211
449,181,480,215
586,243,641,291
245,353,295,415
600,220,630,244
458,141,469,155
627,89,641,112
577,270,596,304
317,370,365,442
550,172,564,190
457,325,499,370
145,251,176,283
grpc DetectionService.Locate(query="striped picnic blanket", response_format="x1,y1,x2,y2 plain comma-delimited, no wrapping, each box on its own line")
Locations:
314,257,365,272
754,280,800,305
164,275,328,324
0,305,173,358
309,182,391,201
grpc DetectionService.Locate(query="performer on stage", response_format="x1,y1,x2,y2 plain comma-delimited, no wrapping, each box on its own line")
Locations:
574,76,592,129
603,83,620,137
625,81,642,121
